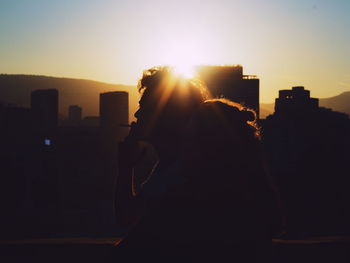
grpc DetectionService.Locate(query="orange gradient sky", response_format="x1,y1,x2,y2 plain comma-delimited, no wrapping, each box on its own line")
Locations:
1,0,350,102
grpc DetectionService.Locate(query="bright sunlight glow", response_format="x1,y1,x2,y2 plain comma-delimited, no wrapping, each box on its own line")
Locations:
157,37,210,79
173,63,196,78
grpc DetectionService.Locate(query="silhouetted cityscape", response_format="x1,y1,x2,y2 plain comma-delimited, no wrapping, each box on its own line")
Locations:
0,66,349,242
1,89,129,238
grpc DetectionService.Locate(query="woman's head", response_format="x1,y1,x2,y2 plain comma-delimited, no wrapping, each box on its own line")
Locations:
186,98,260,144
134,66,208,144
183,98,262,181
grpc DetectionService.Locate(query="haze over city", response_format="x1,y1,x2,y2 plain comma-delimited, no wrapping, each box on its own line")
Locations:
1,0,350,103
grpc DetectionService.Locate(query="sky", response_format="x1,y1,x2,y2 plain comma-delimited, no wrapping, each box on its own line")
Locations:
1,0,350,102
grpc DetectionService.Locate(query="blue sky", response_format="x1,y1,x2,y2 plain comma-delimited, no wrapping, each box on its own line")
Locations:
1,0,350,102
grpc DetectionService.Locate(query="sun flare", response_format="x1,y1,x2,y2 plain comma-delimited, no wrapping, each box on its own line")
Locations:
173,63,196,78
160,39,207,79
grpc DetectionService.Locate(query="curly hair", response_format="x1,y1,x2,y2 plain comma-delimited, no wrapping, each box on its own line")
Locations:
138,66,208,99
136,66,208,139
205,98,260,138
189,98,261,142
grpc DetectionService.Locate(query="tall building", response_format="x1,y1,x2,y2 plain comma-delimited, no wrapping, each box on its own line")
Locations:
275,86,319,116
99,91,129,141
31,89,58,130
262,86,350,235
196,65,260,117
68,105,82,123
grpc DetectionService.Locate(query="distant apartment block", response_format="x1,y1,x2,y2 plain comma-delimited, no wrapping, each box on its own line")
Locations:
196,65,260,117
31,89,59,130
99,91,129,141
275,86,319,116
68,105,82,123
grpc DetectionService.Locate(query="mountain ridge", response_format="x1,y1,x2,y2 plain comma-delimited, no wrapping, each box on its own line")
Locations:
0,74,133,89
1,74,349,120
0,74,139,122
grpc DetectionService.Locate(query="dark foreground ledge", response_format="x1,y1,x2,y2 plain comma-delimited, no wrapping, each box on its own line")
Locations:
1,237,350,263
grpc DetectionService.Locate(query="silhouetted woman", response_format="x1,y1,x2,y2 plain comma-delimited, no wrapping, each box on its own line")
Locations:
114,66,208,258
114,68,282,261
178,99,283,261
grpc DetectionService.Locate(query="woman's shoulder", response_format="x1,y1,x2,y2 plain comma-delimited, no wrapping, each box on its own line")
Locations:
141,159,190,199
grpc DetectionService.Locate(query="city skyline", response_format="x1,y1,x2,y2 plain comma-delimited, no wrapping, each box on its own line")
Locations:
1,0,350,103
1,2,350,259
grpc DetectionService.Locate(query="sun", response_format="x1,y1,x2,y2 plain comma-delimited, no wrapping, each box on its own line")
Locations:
172,63,196,78
151,34,216,79
161,40,205,79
